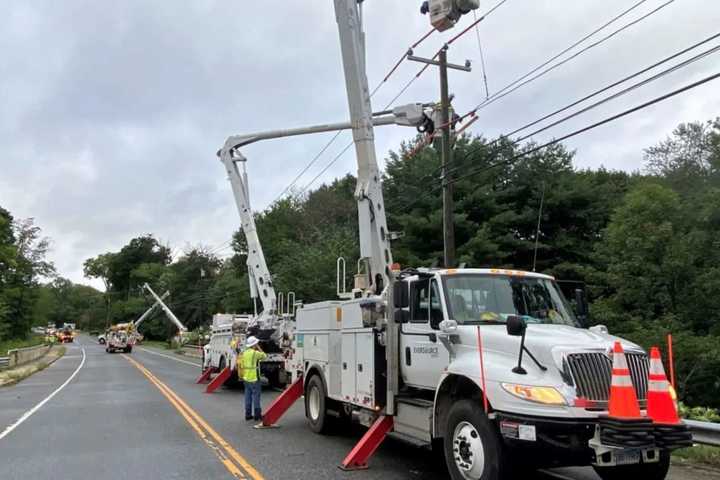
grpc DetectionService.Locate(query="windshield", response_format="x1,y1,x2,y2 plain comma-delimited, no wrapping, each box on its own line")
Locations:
442,274,579,326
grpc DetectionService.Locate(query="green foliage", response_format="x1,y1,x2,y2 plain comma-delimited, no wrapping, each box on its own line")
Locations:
0,334,45,356
680,403,720,423
0,211,55,341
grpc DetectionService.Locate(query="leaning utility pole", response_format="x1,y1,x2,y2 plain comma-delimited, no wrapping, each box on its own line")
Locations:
408,45,471,268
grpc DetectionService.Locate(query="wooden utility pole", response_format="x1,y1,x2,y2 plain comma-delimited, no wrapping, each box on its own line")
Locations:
407,45,471,268
439,47,456,268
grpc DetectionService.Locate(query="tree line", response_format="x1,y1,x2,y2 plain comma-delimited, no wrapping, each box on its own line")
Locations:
1,118,717,407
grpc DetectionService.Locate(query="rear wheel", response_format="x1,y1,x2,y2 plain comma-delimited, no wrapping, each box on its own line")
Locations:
593,451,670,480
444,400,506,480
305,375,330,434
124,346,132,353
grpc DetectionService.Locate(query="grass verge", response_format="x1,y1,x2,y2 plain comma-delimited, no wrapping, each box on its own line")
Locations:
673,445,720,468
141,340,173,350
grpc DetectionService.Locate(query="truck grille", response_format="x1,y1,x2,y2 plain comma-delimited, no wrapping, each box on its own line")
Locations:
565,352,649,408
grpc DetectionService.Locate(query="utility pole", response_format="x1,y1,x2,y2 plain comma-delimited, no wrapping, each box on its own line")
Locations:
408,46,471,268
439,47,455,268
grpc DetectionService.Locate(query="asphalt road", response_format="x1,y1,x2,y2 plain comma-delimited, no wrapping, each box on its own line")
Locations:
0,335,717,480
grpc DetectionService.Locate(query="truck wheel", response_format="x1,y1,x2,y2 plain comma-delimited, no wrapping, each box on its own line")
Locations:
125,346,132,353
593,451,670,480
444,400,504,480
305,375,330,434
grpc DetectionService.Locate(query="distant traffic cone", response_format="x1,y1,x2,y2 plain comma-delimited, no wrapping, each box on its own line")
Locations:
607,341,642,419
646,347,681,425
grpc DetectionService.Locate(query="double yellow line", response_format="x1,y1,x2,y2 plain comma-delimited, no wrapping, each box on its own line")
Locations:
123,355,263,480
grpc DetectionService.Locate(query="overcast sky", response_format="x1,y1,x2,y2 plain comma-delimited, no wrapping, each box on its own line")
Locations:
1,0,719,289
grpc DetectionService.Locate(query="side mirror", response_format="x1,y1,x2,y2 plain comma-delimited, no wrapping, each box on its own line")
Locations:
439,319,458,334
506,315,527,337
574,288,589,318
393,281,409,309
394,308,410,324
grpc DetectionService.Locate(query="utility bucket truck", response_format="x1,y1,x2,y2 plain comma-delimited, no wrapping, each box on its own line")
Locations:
220,2,691,479
200,152,295,390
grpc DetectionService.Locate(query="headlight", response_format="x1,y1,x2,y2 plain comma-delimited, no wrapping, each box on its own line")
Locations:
501,383,566,406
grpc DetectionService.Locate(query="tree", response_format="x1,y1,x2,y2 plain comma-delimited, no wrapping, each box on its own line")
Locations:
83,252,115,328
0,217,54,340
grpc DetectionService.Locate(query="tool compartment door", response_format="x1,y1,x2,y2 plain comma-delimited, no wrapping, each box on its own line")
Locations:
355,331,375,407
341,333,357,403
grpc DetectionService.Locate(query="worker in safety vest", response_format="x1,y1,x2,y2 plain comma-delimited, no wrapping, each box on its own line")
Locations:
240,336,266,421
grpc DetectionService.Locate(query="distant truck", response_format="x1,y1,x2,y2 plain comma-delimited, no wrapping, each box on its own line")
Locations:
203,313,291,388
105,323,134,353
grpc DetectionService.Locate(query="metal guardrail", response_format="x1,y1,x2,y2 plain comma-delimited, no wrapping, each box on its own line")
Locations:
0,356,9,368
686,419,720,446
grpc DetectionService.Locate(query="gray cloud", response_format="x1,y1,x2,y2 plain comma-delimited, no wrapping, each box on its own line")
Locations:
1,0,719,287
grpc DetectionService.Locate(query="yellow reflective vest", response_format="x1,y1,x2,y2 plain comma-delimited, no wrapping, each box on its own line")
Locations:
239,348,267,382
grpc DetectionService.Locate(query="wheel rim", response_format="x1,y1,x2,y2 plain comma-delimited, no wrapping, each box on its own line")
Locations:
308,385,321,421
452,421,485,479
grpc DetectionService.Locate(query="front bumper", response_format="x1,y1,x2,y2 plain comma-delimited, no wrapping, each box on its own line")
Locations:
493,411,691,468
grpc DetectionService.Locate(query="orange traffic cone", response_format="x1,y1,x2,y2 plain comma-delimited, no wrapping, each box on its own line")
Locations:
647,347,681,424
607,341,642,419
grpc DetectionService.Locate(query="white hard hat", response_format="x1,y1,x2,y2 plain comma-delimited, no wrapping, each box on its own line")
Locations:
246,336,260,348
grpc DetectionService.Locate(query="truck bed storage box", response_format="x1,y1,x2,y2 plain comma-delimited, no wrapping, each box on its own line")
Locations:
296,301,342,332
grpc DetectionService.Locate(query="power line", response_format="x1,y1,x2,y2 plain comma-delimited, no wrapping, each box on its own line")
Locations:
268,27,439,205
513,41,720,143
296,0,512,196
474,0,675,111
414,31,720,184
472,10,490,99
400,69,720,211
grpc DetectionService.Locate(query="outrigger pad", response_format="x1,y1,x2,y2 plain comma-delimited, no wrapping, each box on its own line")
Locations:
653,423,693,450
597,416,655,449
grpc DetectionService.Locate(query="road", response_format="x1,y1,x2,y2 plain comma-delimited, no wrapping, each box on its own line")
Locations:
0,335,717,480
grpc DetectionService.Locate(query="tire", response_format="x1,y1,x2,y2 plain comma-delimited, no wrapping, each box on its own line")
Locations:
99,339,106,345
305,375,330,434
105,347,110,353
593,451,670,480
125,346,132,353
444,399,506,480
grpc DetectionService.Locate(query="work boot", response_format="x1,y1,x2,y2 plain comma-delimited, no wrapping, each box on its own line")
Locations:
254,410,262,421
245,415,252,421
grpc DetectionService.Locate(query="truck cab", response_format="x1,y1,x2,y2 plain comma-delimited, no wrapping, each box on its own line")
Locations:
292,267,673,480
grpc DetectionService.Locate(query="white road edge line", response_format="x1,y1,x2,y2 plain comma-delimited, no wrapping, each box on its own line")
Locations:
137,347,201,367
0,347,86,441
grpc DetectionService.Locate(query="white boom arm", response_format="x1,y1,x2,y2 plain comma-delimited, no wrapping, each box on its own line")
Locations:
334,0,394,295
219,153,278,328
218,106,430,297
133,290,169,329
143,283,187,333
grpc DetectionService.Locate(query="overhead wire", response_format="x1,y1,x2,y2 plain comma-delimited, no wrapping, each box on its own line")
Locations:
407,31,720,183
297,0,512,195
399,69,720,212
269,27,438,204
472,10,490,99
473,0,676,112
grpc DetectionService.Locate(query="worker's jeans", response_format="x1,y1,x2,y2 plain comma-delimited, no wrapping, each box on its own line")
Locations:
244,381,262,420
